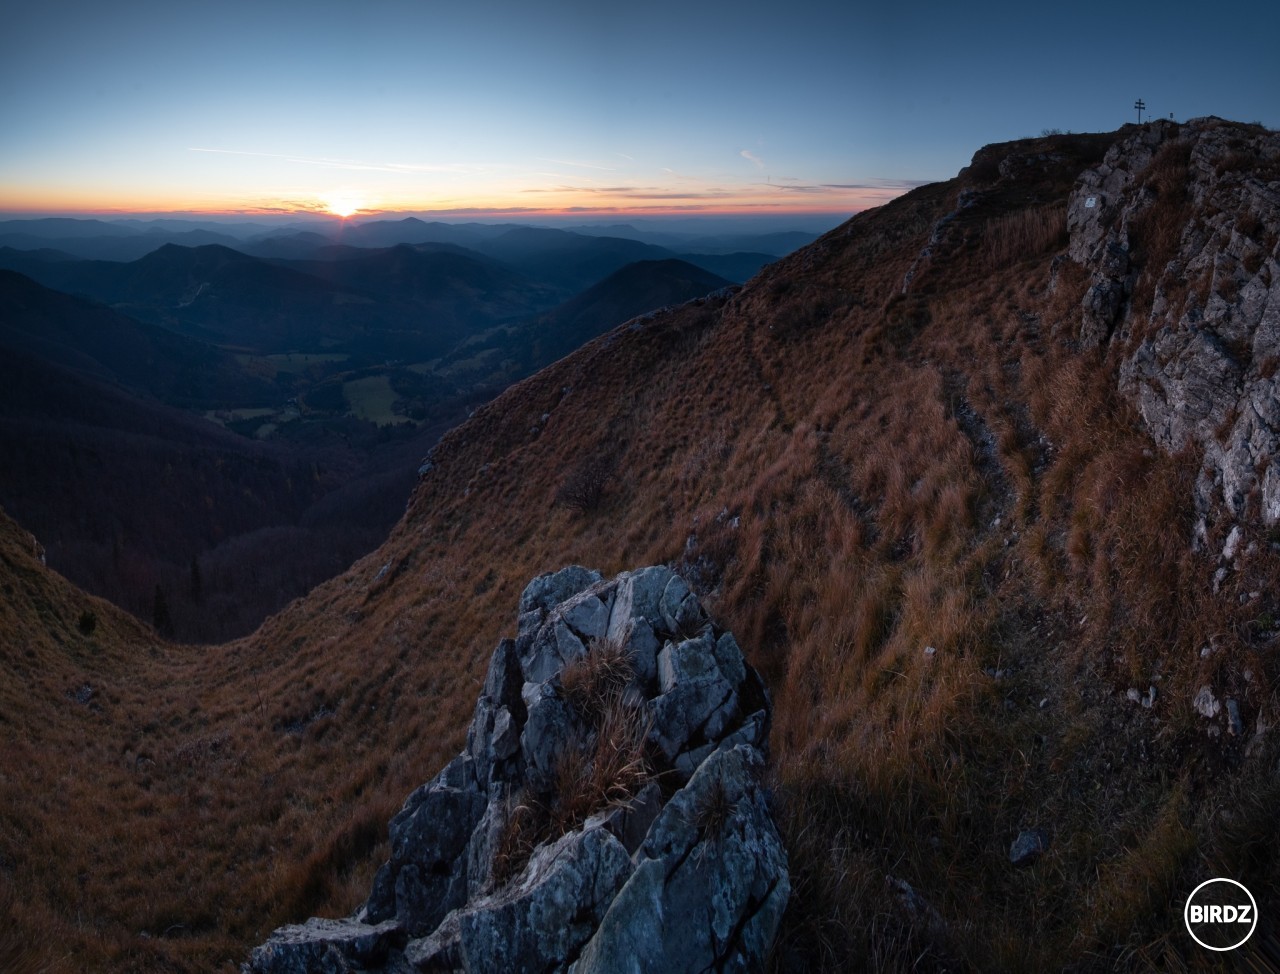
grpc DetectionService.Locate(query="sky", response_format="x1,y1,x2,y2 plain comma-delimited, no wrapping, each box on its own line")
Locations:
2,0,1278,225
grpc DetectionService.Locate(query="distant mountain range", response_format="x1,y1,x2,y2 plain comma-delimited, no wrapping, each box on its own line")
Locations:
0,242,557,357
0,215,813,280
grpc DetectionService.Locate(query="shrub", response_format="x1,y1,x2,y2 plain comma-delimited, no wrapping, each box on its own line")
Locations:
554,454,614,512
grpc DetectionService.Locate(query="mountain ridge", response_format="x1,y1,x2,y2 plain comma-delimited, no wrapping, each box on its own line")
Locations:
4,118,1280,972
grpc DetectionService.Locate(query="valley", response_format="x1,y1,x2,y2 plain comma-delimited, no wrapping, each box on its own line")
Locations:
0,221,782,642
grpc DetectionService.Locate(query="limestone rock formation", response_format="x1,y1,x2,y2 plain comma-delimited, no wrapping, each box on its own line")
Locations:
1065,118,1280,540
245,565,788,974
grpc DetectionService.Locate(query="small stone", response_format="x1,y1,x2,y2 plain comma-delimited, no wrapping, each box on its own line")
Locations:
1222,525,1243,562
1126,688,1141,703
1226,699,1243,736
1009,829,1050,867
1142,686,1157,709
924,645,937,658
1194,685,1221,719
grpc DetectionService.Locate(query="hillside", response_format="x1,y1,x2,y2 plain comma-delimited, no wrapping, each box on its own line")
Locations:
433,258,735,385
516,258,733,366
4,118,1280,972
0,270,277,408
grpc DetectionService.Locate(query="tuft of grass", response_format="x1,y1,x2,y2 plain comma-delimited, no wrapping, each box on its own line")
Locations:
559,632,633,724
691,773,738,852
492,635,654,885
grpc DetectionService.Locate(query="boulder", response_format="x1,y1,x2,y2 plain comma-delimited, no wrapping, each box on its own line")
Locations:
246,566,788,974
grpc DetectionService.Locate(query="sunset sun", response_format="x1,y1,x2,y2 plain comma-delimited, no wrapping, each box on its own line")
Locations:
321,192,365,218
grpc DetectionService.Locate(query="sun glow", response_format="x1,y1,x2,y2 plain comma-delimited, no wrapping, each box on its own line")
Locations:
321,191,366,218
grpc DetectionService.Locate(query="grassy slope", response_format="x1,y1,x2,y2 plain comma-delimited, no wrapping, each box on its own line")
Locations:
3,125,1279,972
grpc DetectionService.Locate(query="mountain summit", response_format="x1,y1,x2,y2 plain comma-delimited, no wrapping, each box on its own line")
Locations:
3,118,1280,972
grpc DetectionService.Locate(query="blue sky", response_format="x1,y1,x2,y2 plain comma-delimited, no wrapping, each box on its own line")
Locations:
2,0,1277,221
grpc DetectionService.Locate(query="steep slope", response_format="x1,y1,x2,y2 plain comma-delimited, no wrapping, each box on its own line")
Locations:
0,344,354,639
4,119,1280,973
243,119,1280,970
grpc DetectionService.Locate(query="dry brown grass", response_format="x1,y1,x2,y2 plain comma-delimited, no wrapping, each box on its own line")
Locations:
492,635,654,884
5,120,1279,972
982,206,1068,270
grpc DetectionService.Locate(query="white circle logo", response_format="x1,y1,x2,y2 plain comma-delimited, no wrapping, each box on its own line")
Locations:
1184,878,1258,951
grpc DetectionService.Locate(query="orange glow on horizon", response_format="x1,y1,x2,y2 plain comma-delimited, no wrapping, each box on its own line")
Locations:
0,199,890,220
1,173,911,220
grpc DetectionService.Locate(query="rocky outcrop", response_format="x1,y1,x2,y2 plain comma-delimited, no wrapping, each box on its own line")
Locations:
246,565,788,974
1066,118,1280,540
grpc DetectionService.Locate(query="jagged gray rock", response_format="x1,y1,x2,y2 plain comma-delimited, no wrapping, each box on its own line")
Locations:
245,565,788,974
1066,118,1280,536
571,744,790,974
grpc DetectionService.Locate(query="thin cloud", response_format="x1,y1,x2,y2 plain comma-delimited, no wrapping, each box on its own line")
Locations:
764,183,827,194
740,149,765,170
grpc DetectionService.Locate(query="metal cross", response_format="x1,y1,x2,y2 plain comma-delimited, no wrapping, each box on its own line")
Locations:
1135,99,1146,124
